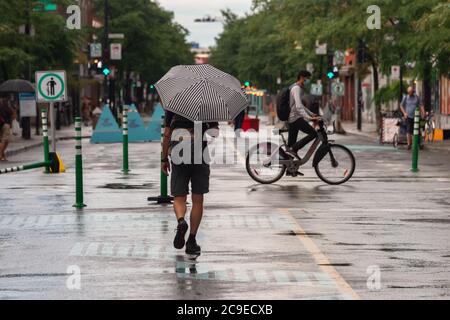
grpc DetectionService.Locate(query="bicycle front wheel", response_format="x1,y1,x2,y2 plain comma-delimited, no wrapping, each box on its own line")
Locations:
246,142,286,184
315,144,355,185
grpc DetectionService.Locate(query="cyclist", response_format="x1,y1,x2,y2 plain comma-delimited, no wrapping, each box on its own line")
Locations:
285,70,321,166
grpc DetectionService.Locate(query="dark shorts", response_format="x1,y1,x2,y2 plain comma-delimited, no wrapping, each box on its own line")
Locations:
171,162,210,197
406,117,415,135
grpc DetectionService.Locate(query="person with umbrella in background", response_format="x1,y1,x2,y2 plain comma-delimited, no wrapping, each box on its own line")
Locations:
156,64,248,256
0,98,16,161
0,79,35,140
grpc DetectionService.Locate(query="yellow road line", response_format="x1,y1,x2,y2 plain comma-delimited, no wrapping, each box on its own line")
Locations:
227,133,360,299
279,208,360,300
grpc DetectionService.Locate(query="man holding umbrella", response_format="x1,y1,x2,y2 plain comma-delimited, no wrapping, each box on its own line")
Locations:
156,65,248,255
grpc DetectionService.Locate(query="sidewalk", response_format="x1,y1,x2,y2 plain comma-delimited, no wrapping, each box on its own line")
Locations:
341,121,378,141
341,121,450,152
5,125,93,158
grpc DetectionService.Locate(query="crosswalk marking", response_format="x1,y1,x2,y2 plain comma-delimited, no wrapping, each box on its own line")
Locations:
0,213,296,230
67,242,340,289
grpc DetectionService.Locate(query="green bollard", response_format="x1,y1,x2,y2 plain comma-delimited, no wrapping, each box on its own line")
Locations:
41,108,51,173
74,117,86,209
160,117,168,198
122,105,129,174
411,107,420,172
148,116,173,204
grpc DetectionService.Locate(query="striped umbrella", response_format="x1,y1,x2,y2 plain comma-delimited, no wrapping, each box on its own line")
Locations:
155,64,249,122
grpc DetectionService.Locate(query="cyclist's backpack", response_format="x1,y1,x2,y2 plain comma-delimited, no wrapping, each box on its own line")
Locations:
276,87,291,121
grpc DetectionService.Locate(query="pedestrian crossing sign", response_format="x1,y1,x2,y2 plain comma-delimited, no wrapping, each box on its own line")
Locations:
311,84,323,96
35,70,67,102
332,82,345,97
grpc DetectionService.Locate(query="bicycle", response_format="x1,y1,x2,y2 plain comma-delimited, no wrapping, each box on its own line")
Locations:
422,111,435,143
246,119,356,185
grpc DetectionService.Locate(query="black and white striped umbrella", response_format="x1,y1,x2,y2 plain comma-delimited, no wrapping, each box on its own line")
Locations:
155,64,249,122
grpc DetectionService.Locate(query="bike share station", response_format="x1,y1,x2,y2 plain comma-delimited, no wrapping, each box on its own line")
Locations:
0,70,66,176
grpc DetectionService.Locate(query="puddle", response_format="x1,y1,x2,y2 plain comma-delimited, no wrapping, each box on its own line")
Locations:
277,230,323,237
318,263,352,267
378,248,420,252
401,219,450,224
99,183,154,190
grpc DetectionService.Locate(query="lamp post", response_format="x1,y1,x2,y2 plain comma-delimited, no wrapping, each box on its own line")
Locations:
356,39,366,131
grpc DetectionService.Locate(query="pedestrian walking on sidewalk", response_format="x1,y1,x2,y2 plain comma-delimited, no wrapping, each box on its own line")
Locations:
400,87,425,150
155,64,249,256
0,99,15,161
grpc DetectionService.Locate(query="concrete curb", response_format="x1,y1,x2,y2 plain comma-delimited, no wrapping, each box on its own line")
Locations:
5,135,91,158
344,129,379,141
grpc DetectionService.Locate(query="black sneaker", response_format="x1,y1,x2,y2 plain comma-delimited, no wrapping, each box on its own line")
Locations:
284,149,301,160
186,239,201,255
173,220,188,249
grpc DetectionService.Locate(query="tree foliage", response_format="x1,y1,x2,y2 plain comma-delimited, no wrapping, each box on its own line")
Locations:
0,0,82,82
93,0,193,85
211,0,450,91
0,0,193,85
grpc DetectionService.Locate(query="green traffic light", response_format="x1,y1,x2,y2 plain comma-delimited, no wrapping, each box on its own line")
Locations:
102,68,111,76
327,72,334,79
244,81,250,87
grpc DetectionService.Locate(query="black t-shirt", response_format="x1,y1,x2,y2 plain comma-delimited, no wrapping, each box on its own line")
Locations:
165,111,219,157
165,111,218,132
0,104,13,125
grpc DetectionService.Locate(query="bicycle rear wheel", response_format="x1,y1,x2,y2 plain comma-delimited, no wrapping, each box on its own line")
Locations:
246,142,286,184
315,144,355,185
425,121,435,142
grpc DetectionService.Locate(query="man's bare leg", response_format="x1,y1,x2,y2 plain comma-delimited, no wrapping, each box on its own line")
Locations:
0,141,7,159
173,195,187,220
190,194,204,235
407,134,412,149
185,194,204,255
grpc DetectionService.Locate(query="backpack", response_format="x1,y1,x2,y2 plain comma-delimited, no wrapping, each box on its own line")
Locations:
276,87,292,121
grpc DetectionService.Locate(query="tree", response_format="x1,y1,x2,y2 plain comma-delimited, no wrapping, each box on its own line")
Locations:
0,0,82,82
212,0,449,128
93,0,193,87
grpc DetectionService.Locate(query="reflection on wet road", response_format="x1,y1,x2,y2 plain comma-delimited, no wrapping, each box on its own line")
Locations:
0,127,449,299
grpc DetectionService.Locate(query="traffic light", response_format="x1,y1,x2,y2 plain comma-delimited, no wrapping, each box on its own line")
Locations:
102,67,111,77
327,66,339,79
149,84,156,94
244,81,251,87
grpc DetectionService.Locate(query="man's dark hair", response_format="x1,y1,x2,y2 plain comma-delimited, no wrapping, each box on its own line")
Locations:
297,70,312,80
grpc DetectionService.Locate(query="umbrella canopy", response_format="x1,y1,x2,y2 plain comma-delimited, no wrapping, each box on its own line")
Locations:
0,79,34,93
155,64,249,122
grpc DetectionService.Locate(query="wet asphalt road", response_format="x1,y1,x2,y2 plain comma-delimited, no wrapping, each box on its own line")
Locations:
0,125,449,300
